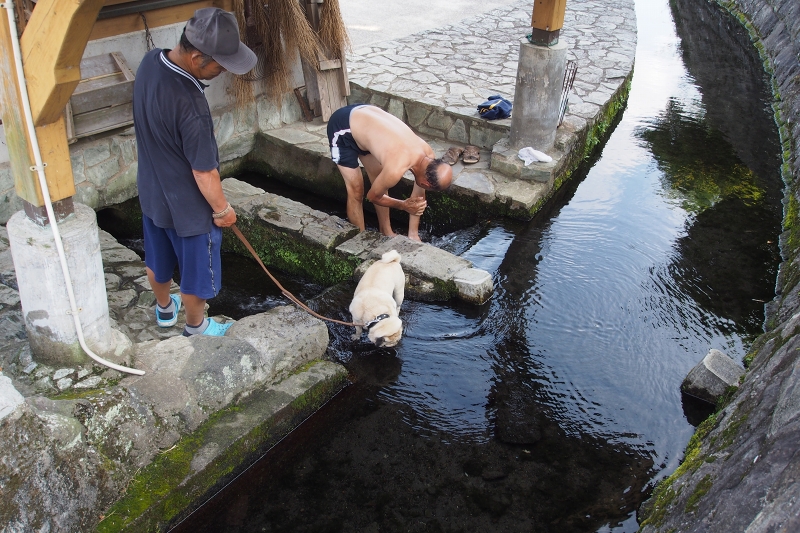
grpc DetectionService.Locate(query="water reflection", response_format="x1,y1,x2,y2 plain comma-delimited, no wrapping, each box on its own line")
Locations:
167,0,783,531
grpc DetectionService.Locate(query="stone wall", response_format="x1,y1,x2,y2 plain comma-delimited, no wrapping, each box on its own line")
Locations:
638,1,800,531
0,21,306,225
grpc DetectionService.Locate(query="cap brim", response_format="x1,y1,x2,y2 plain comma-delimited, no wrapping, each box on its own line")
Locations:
213,43,257,76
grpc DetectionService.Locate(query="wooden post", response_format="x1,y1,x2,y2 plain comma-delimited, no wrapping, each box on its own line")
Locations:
301,0,348,121
530,0,567,46
0,0,104,223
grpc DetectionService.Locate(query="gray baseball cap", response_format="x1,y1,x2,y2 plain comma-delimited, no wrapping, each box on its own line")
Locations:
185,8,257,75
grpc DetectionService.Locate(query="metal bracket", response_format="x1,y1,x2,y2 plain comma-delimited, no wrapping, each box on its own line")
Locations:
30,162,47,172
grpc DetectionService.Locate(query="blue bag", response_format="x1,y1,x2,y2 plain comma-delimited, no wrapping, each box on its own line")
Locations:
477,95,512,120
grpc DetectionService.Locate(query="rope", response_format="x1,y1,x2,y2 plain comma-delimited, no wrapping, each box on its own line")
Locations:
229,224,361,327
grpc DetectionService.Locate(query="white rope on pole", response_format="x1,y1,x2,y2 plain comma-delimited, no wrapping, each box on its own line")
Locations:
2,0,145,376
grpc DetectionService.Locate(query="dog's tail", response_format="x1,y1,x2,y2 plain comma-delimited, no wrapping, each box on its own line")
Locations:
380,249,401,263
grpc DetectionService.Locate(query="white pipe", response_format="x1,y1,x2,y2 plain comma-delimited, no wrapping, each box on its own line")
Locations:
3,1,145,376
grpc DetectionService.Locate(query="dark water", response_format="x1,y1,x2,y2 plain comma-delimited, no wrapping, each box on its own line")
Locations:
163,0,783,531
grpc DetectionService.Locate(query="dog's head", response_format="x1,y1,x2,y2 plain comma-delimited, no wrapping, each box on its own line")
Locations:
367,316,403,347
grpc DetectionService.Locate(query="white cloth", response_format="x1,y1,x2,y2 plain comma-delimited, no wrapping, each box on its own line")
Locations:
518,147,553,166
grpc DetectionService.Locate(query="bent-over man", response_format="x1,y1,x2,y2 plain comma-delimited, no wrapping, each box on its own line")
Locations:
133,8,256,336
327,105,453,241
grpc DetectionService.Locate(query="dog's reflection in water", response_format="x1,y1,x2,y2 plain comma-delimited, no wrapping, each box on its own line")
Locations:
349,250,405,347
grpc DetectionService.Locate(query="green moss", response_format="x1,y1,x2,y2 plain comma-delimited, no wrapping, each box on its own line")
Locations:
224,215,360,286
684,474,713,513
720,411,748,450
715,385,739,412
96,366,348,533
638,414,718,529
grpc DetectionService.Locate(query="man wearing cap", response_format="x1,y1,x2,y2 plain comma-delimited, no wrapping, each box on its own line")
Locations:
133,8,256,336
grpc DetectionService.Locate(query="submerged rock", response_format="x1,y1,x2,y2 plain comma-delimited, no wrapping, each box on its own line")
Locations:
681,349,745,405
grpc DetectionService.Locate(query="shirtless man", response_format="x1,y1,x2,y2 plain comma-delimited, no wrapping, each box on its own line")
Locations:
327,104,453,241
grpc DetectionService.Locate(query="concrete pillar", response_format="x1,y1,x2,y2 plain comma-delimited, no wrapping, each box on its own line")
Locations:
7,203,112,366
509,40,568,151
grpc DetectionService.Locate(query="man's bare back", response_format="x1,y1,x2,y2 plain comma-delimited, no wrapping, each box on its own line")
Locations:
327,105,452,240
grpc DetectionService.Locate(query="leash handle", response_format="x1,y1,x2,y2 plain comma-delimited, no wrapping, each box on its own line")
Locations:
230,224,361,327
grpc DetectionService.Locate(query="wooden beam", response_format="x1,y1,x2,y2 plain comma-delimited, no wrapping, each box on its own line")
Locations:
0,8,38,205
531,0,567,32
35,115,77,202
20,0,106,127
89,0,231,41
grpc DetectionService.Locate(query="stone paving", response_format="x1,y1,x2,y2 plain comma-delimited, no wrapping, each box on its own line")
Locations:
347,0,636,129
262,0,636,215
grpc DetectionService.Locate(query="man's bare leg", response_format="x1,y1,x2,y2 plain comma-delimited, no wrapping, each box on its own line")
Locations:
147,267,173,309
337,164,366,231
181,293,208,328
407,183,426,242
360,154,396,237
147,267,208,327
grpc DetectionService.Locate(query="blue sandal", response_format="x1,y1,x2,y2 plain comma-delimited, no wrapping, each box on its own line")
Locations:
155,294,182,328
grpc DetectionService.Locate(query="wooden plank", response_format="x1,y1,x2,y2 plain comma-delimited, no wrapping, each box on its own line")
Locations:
318,69,333,121
70,80,133,114
89,0,232,40
531,0,567,31
73,72,128,95
72,102,134,137
112,51,136,81
35,115,77,202
0,8,39,205
301,58,322,117
65,102,77,144
20,0,106,126
78,53,119,79
339,49,350,97
318,58,341,71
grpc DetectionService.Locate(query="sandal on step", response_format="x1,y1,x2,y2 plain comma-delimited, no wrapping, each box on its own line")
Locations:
442,146,463,165
462,145,480,164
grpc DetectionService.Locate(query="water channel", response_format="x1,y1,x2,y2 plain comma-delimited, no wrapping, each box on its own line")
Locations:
156,0,784,531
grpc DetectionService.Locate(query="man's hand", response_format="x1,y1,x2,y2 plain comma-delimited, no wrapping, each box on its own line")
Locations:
403,196,427,216
213,207,236,228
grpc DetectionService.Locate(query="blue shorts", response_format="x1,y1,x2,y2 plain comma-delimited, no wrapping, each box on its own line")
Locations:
327,104,370,169
142,214,223,300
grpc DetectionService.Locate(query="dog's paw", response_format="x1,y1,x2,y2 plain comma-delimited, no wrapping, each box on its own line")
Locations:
350,333,360,341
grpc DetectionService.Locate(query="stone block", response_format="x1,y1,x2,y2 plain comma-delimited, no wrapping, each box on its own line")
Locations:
447,119,469,143
257,98,282,131
347,85,370,105
452,171,495,202
405,102,431,128
369,93,389,109
681,349,745,405
74,183,99,209
70,151,86,185
453,268,493,304
281,92,303,124
103,162,138,206
0,374,24,420
235,101,258,133
387,98,405,120
83,142,112,168
470,126,506,148
86,157,120,187
427,110,454,131
215,112,235,146
219,134,255,163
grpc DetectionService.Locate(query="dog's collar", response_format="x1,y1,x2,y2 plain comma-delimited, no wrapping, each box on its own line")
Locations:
363,314,390,331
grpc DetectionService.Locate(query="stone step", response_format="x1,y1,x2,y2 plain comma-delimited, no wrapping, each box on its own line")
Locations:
254,118,550,220
222,178,493,304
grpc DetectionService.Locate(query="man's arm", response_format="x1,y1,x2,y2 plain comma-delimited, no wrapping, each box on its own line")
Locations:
193,168,236,227
366,171,427,216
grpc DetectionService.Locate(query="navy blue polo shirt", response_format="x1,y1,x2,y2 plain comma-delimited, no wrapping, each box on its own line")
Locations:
133,48,219,237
